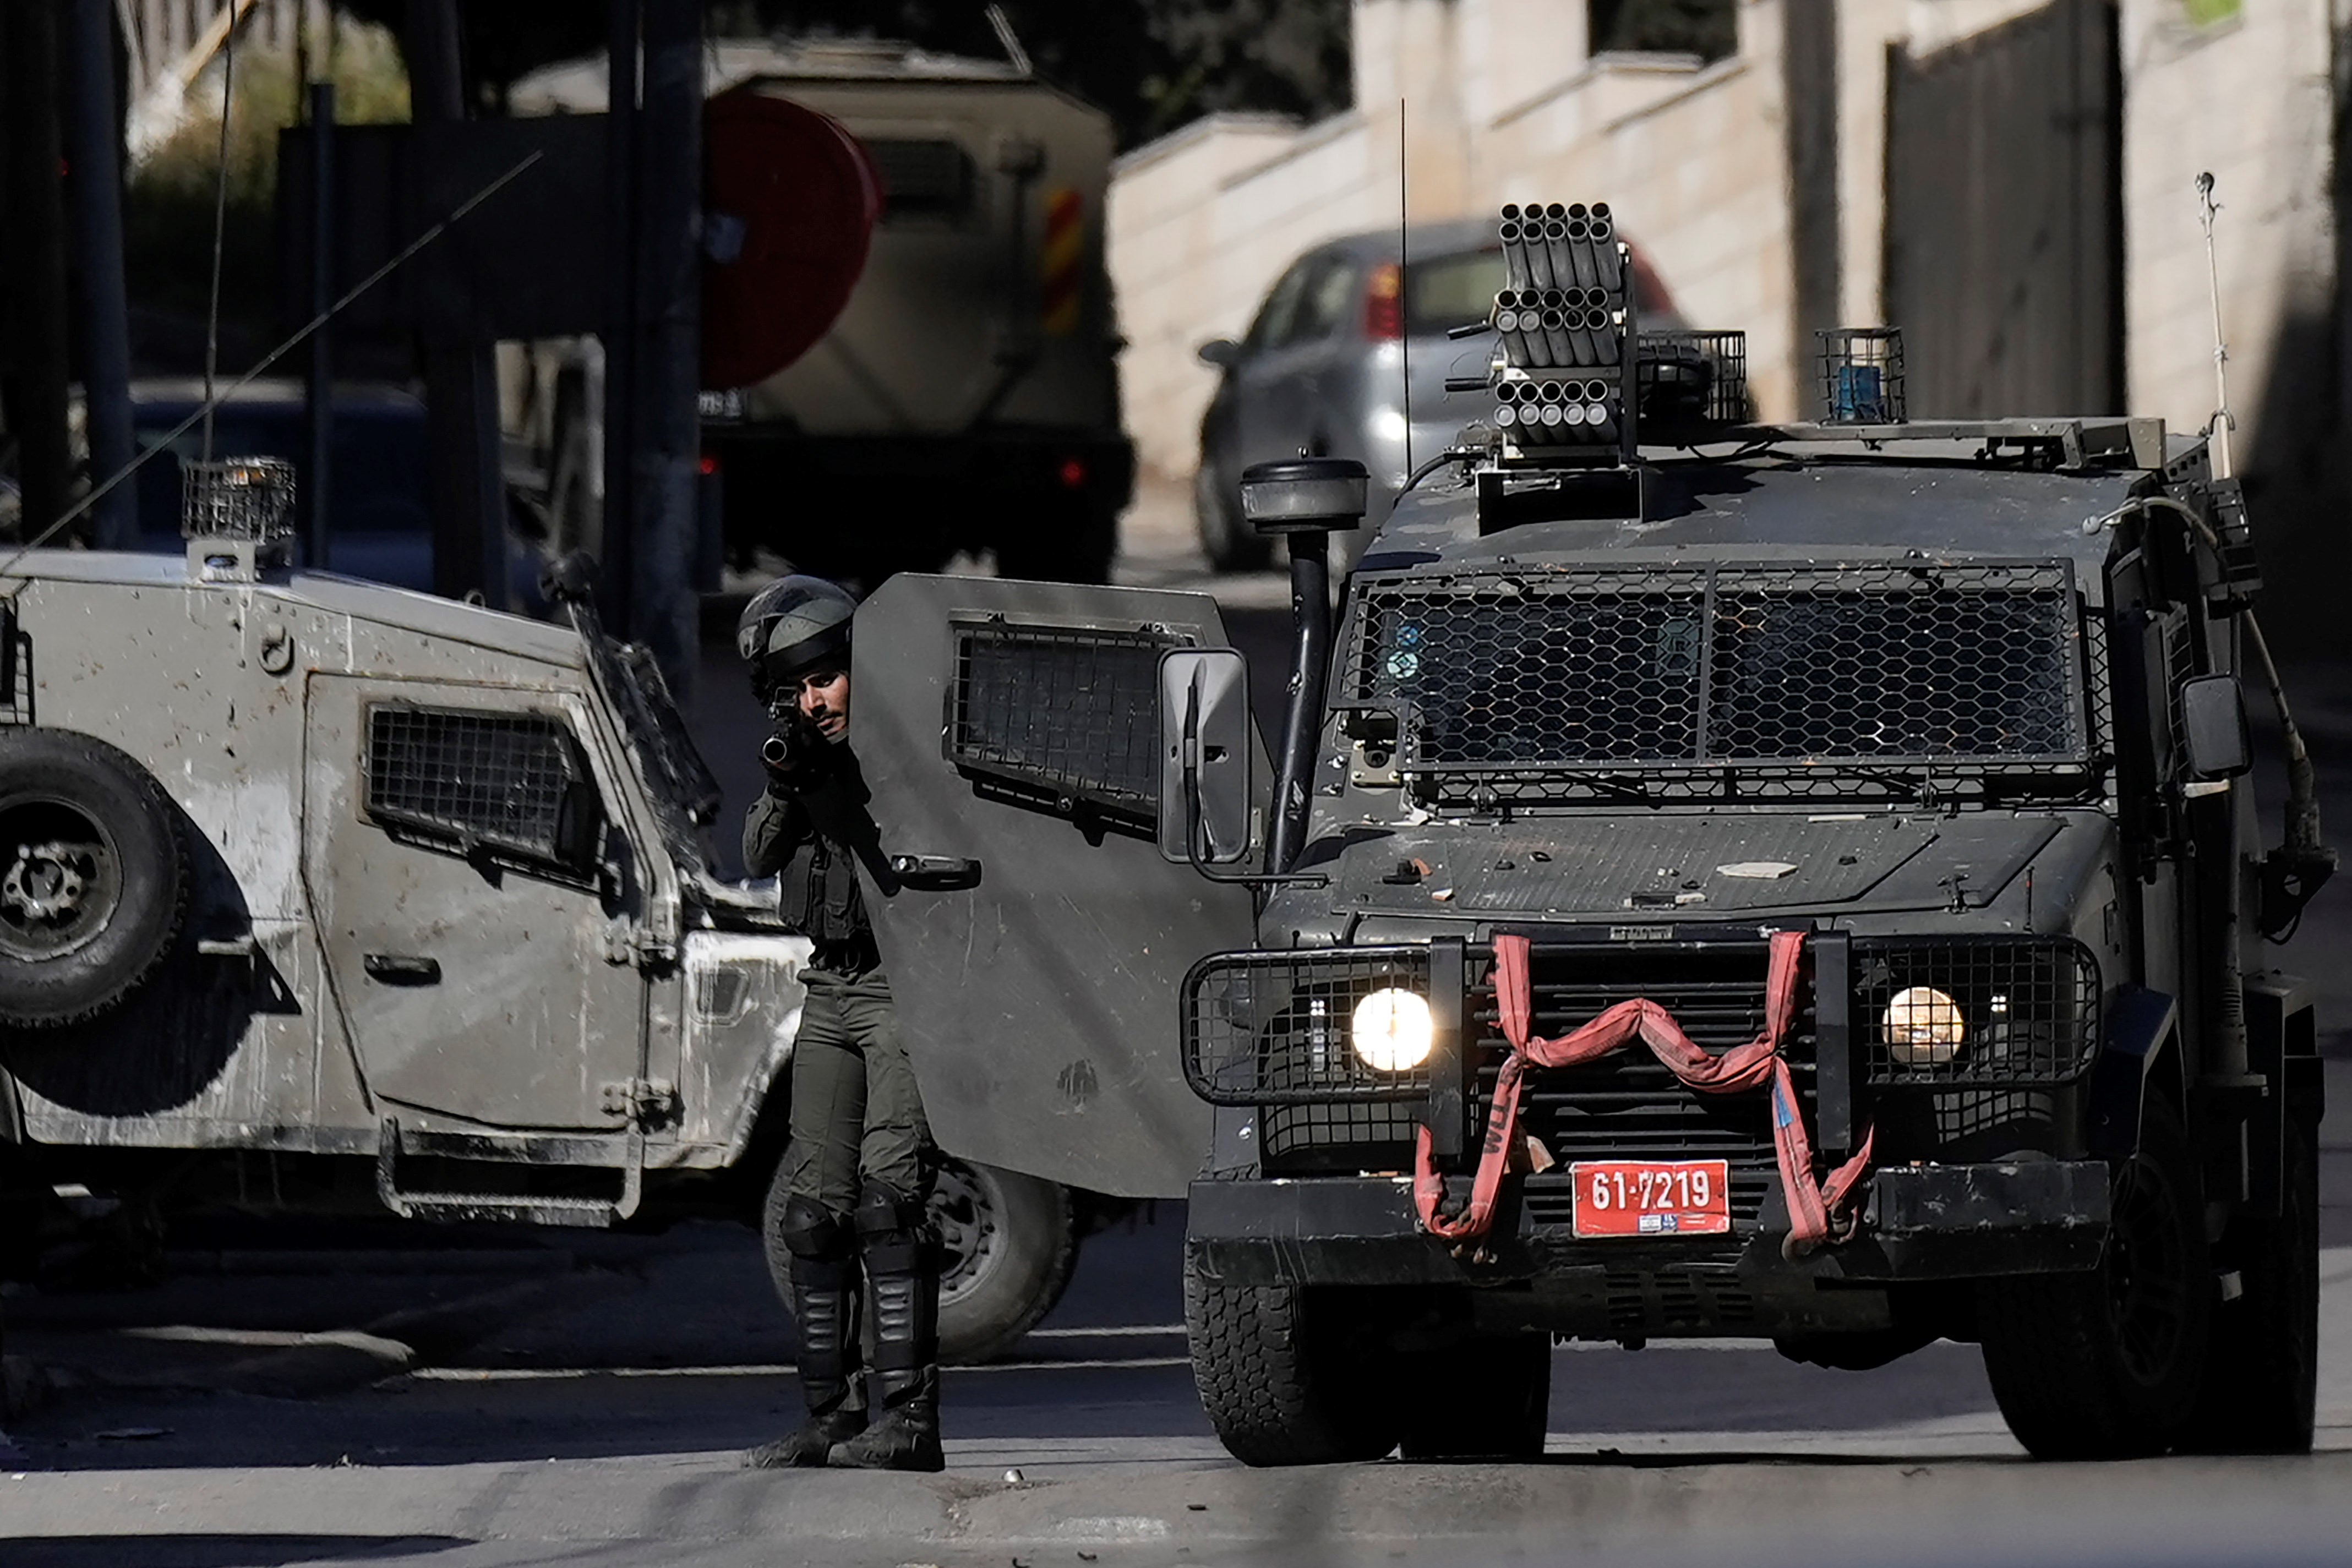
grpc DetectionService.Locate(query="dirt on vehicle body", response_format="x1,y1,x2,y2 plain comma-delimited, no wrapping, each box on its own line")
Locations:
0,506,1088,1362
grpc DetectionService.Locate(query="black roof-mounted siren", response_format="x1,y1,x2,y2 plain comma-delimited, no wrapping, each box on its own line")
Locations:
1819,327,1907,424
1491,201,1637,465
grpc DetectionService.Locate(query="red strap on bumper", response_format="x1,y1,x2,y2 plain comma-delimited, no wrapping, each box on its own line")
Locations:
1411,930,1875,1250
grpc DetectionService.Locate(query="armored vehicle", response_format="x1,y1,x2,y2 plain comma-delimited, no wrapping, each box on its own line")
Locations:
850,205,2333,1462
0,471,1109,1363
507,37,1134,585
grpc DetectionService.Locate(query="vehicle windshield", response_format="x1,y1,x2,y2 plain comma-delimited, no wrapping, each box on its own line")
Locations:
1346,559,2092,804
577,624,724,873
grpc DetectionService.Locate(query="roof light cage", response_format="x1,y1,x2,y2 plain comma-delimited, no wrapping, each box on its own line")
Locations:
1818,327,1907,425
182,456,297,545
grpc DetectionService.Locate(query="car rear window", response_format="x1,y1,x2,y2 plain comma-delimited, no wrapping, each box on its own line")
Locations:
1406,250,1507,334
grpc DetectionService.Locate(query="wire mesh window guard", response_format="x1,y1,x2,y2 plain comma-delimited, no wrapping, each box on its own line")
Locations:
182,456,296,542
1346,560,2088,801
1852,937,2100,1088
947,621,1176,822
1182,947,1435,1105
365,704,588,866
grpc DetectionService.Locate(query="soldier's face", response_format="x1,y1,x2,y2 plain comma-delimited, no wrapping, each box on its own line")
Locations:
796,666,852,740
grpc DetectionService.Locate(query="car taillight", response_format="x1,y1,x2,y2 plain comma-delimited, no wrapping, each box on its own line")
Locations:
1058,456,1088,490
1363,263,1403,341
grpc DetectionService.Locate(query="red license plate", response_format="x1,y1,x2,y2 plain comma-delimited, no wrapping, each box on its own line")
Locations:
1569,1159,1732,1238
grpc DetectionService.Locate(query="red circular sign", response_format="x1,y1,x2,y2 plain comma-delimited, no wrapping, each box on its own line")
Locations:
702,89,881,391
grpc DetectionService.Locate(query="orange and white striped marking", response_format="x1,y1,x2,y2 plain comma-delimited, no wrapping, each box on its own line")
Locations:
1041,187,1084,336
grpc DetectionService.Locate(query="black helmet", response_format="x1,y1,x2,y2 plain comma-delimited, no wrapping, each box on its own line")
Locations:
736,575,856,696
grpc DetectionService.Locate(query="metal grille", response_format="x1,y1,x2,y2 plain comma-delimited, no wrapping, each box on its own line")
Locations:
365,704,581,860
1638,330,1748,430
1262,1101,1422,1166
948,622,1173,821
1346,560,2087,801
1182,947,1434,1104
1468,943,1810,1239
182,456,296,542
1852,938,2100,1087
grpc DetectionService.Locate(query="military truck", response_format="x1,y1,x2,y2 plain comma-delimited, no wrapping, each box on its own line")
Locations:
847,204,2334,1463
506,37,1134,586
0,466,1108,1363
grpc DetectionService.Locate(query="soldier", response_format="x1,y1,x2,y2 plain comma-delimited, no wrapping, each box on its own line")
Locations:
738,577,943,1473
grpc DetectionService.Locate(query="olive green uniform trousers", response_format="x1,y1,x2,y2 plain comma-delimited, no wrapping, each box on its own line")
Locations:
785,963,929,1211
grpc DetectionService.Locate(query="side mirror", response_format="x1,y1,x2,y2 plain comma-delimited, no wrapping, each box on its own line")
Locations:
2179,673,2251,780
1197,338,1242,369
1158,647,1253,867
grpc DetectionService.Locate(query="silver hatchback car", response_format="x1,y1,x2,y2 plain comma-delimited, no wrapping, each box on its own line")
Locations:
1193,218,1680,570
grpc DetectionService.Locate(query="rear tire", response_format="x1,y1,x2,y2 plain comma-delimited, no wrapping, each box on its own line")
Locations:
1397,1330,1552,1460
1183,1247,1400,1466
1978,1096,2211,1458
0,729,189,1030
2184,1116,2318,1453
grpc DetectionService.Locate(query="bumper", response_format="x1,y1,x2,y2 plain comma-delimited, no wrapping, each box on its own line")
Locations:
1187,1159,2110,1290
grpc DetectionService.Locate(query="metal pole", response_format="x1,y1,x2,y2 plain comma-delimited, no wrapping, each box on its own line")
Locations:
64,0,135,549
1267,531,1331,875
630,0,701,697
1,0,77,545
597,0,640,634
303,79,334,569
403,0,501,606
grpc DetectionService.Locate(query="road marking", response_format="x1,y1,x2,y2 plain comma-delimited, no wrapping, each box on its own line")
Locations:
1025,1324,1186,1338
409,1354,1196,1382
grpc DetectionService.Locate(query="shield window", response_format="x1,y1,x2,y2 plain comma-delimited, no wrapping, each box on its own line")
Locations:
364,703,600,870
946,621,1177,826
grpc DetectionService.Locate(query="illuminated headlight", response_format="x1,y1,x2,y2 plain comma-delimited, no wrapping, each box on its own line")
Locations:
1351,987,1434,1073
1881,986,1966,1067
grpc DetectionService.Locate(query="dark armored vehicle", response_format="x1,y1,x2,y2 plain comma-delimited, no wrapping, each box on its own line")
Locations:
850,204,2332,1465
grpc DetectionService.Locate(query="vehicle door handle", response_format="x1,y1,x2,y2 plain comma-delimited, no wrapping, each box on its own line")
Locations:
887,854,983,892
363,953,443,985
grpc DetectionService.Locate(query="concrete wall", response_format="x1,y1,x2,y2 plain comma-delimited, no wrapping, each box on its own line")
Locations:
1107,0,1796,484
1111,0,2348,627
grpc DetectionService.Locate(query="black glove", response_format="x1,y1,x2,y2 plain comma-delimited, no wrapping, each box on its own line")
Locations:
761,704,831,793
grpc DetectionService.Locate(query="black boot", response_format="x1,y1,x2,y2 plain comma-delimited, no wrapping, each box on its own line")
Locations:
748,1200,866,1469
828,1181,943,1472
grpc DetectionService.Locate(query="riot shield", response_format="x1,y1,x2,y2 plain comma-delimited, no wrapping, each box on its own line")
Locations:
849,576,1260,1197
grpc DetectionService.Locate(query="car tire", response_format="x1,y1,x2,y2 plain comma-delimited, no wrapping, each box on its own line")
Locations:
760,1155,1076,1368
1978,1096,2212,1458
2182,1114,2318,1454
1183,1246,1401,1466
0,728,189,1030
1396,1330,1552,1460
1194,461,1270,572
931,1158,1077,1364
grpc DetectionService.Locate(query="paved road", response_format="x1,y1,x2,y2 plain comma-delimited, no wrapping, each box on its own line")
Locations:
12,488,2352,1565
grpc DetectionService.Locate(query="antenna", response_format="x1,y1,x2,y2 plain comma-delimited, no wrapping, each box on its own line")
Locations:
1399,99,1411,477
2197,171,2236,479
985,6,1033,77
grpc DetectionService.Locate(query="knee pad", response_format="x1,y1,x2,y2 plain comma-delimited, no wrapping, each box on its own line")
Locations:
778,1195,853,1262
855,1178,927,1275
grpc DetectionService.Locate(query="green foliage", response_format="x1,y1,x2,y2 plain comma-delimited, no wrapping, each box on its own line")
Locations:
124,21,410,344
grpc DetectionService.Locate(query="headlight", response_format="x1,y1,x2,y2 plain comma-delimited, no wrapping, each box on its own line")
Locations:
1881,985,1966,1067
1351,987,1434,1072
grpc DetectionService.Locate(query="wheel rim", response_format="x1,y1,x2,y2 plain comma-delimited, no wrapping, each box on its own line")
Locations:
930,1162,1002,1312
0,794,123,962
2105,1146,2193,1387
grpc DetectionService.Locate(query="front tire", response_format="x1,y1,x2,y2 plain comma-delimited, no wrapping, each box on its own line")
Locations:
931,1159,1076,1364
1397,1330,1552,1460
1183,1247,1400,1466
2185,1115,2318,1452
1978,1096,2212,1458
1193,461,1270,572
